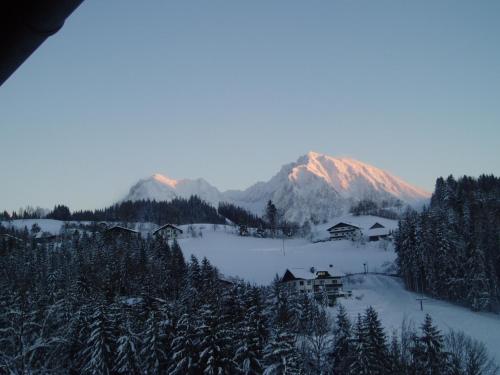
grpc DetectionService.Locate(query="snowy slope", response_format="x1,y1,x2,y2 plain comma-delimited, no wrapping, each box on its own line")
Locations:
1,219,65,234
177,224,500,361
341,275,500,362
123,151,430,223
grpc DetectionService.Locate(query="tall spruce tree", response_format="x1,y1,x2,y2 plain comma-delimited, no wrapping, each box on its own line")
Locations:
418,314,446,375
331,304,353,374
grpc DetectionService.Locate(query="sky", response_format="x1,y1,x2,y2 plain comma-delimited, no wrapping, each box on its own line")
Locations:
1,0,500,212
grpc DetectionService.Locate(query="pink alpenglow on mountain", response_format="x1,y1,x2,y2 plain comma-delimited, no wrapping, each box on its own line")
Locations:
124,152,430,223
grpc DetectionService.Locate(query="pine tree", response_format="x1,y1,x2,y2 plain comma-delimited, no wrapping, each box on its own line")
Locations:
265,200,278,236
466,247,492,311
169,313,200,375
197,303,236,375
363,306,389,374
234,294,265,375
81,304,116,375
141,311,168,374
350,314,370,375
418,314,446,375
388,331,404,375
331,304,353,374
114,319,140,374
263,328,302,375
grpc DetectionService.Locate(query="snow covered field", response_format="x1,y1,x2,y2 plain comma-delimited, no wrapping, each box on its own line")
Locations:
177,224,396,283
177,224,500,361
2,217,500,360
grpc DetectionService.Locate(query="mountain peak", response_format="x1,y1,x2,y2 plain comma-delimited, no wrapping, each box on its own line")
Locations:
152,173,179,188
306,150,322,158
124,153,430,223
290,152,430,202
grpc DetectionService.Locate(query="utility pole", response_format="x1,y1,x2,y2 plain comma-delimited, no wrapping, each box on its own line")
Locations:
416,273,426,311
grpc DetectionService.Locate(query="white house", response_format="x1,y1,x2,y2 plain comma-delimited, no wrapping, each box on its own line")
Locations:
367,222,391,241
153,224,183,240
326,222,362,240
280,267,345,305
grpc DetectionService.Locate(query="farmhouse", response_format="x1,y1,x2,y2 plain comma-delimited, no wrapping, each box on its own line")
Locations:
153,224,183,240
368,222,391,241
327,222,361,240
104,226,139,238
280,267,345,305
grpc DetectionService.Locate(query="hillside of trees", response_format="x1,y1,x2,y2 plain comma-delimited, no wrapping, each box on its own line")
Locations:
217,202,266,228
0,225,497,374
395,175,500,311
350,198,403,220
45,196,227,225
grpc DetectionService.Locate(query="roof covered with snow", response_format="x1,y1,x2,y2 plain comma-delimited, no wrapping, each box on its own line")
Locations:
153,223,183,235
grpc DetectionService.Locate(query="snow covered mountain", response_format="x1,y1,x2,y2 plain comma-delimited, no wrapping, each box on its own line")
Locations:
126,174,223,204
123,152,430,222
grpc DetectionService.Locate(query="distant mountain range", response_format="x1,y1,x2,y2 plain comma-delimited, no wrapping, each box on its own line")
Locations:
124,151,430,223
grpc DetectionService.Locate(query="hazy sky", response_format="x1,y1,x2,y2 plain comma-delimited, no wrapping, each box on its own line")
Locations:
1,0,499,212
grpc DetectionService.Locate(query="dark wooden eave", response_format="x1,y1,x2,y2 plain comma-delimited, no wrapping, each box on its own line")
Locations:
327,222,360,231
104,226,139,234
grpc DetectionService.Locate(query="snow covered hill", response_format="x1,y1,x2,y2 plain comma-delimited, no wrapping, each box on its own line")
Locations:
176,223,500,361
123,151,430,223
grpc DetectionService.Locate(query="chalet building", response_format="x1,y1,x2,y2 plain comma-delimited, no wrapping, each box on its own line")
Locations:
368,222,391,241
280,267,345,305
153,224,183,240
104,226,139,239
327,222,361,240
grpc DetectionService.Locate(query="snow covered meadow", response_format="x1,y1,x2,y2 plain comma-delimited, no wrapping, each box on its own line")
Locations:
176,223,500,361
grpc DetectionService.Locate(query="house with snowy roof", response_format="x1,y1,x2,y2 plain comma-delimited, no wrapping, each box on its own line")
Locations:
280,266,345,305
104,226,139,239
367,222,391,241
327,222,362,240
153,224,183,240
